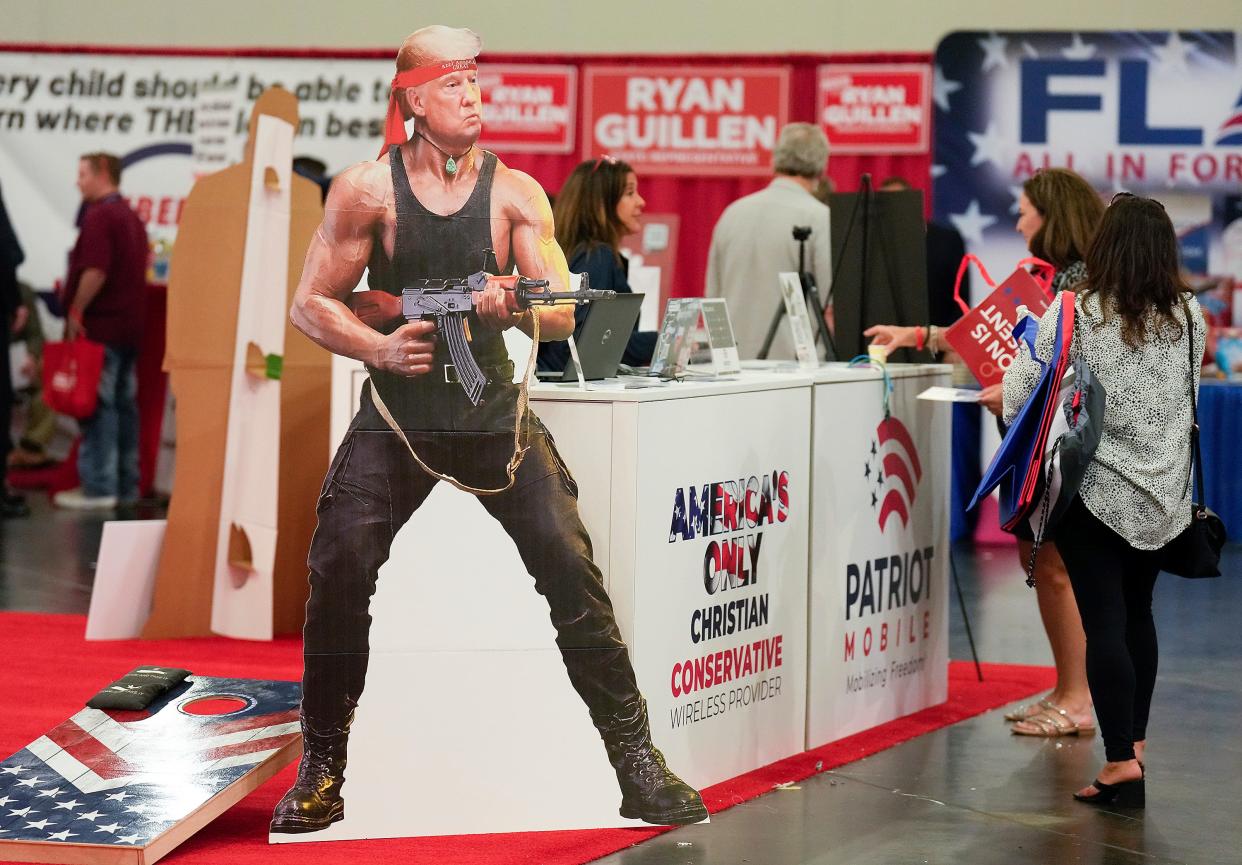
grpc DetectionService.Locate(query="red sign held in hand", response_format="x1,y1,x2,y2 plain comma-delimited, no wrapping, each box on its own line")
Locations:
942,256,1054,387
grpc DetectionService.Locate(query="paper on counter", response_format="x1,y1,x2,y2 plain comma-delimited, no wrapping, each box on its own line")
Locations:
917,386,982,403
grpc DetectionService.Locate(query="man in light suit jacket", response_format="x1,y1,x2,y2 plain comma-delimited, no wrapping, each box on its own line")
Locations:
706,123,832,360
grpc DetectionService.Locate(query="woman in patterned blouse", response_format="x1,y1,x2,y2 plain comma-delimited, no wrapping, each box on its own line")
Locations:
1004,193,1204,806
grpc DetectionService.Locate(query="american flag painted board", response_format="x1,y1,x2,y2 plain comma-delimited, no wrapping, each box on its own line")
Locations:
0,676,301,865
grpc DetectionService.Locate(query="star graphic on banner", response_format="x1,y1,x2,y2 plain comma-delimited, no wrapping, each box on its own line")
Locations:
105,791,130,803
871,491,878,508
932,66,962,111
117,834,143,845
978,32,1009,72
931,164,947,179
870,440,878,456
877,468,885,484
0,766,26,775
8,806,33,817
24,818,52,830
35,787,62,797
968,122,1007,168
47,829,79,841
77,810,104,822
15,776,42,788
95,822,122,834
1009,185,1025,215
950,200,999,246
864,462,871,479
1062,33,1097,60
1152,32,1197,75
1022,41,1039,59
53,799,83,811
0,795,12,807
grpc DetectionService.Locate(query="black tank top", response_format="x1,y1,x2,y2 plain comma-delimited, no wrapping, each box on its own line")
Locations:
363,147,515,430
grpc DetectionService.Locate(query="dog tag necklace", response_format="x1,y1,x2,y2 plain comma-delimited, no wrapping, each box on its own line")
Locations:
413,129,472,176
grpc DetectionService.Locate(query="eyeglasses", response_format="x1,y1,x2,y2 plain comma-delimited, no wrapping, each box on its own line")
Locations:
1110,191,1165,210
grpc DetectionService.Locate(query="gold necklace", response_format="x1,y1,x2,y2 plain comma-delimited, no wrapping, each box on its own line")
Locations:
413,129,472,176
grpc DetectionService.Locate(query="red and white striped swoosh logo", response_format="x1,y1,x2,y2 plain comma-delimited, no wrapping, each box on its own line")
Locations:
875,416,922,532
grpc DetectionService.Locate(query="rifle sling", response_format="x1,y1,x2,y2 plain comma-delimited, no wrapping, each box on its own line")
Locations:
367,311,539,496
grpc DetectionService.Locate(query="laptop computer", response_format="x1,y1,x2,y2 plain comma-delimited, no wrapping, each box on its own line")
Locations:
536,293,645,383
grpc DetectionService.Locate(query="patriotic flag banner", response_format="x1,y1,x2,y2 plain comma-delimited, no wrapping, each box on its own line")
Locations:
0,676,300,864
933,31,1242,292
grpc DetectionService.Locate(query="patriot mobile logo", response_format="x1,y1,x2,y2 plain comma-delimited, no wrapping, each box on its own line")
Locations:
865,415,922,532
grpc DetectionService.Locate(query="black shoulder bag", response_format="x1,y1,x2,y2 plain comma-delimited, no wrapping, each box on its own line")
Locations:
1160,314,1226,578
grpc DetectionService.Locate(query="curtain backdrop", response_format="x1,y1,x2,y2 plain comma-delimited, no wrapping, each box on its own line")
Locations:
0,44,931,297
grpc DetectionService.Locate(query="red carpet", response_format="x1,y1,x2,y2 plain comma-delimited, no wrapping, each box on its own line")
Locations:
0,613,1054,864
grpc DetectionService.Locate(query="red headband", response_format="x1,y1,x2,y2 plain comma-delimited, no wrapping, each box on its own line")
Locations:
379,59,478,158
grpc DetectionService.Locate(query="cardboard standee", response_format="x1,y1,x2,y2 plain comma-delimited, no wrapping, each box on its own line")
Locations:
141,88,329,639
209,111,295,640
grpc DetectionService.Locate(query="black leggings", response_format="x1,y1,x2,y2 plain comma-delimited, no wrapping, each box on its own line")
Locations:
1055,498,1162,763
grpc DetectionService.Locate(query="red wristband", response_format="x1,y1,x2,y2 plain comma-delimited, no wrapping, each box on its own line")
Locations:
915,326,926,352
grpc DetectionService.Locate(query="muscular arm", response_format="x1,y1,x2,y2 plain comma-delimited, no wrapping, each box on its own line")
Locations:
289,163,387,361
498,168,575,341
290,162,435,374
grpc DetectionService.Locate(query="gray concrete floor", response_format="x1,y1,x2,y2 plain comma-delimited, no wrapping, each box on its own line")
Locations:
1,499,1239,864
592,544,1242,865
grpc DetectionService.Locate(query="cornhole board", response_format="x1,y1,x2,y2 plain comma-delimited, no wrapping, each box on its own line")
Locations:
0,676,300,864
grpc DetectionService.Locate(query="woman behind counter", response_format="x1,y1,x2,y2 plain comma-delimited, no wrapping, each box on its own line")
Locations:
537,157,657,373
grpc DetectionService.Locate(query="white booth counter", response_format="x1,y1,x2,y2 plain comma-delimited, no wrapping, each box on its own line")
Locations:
320,359,947,837
804,363,952,747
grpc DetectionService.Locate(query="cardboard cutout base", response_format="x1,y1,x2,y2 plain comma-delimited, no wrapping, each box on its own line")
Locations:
271,482,649,842
0,677,301,865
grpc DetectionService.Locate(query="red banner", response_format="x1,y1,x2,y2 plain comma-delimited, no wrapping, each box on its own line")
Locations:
943,268,1052,387
817,64,930,154
582,65,790,177
479,64,576,154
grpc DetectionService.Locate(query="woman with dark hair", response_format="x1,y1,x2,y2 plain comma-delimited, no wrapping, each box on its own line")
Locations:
537,157,656,372
867,168,1105,738
1005,194,1204,806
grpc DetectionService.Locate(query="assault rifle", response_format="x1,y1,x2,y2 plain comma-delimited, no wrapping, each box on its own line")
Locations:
348,269,614,405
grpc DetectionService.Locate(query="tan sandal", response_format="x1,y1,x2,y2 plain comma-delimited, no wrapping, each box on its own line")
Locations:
1011,701,1096,737
1004,700,1049,722
1005,697,1065,722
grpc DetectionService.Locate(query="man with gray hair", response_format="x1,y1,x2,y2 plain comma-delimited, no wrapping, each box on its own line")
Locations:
706,122,833,359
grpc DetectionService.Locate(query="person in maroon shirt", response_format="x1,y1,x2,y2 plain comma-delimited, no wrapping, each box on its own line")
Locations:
53,153,148,510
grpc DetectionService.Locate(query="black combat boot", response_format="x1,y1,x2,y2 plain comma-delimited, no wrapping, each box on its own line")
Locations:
596,697,708,825
269,714,351,833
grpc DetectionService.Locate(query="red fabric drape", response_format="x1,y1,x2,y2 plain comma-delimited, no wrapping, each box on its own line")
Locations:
484,52,932,298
